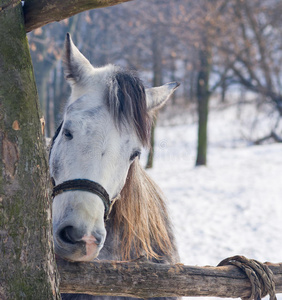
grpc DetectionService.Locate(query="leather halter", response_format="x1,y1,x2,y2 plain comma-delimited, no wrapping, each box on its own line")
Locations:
50,122,111,220
52,179,111,220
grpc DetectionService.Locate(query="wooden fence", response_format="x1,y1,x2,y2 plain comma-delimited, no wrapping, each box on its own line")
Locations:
57,258,282,299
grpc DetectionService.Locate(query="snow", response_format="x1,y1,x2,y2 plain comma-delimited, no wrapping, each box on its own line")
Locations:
144,101,282,299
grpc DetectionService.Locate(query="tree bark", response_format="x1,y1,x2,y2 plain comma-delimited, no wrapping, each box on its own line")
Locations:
0,1,60,299
23,0,132,32
57,259,282,298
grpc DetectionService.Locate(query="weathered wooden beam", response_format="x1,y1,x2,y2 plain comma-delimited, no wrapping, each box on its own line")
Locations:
57,259,282,298
23,0,133,32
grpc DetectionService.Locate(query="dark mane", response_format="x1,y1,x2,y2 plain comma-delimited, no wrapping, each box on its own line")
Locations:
105,69,151,146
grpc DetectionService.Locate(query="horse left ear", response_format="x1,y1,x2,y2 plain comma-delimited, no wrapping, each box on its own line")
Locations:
145,82,180,111
62,33,94,86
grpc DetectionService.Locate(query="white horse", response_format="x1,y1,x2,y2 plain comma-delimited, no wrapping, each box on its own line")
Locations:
49,34,179,300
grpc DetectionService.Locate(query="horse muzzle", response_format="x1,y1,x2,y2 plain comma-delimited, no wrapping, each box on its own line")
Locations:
54,224,106,261
51,179,110,261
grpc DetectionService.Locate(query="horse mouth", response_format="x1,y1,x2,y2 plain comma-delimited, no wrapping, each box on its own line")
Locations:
54,239,102,262
53,229,104,262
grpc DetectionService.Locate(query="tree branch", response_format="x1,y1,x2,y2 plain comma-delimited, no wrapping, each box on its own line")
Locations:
56,259,282,298
23,0,133,32
254,131,282,145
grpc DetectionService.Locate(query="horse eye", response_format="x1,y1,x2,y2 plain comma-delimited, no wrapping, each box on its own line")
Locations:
64,129,73,140
130,150,141,161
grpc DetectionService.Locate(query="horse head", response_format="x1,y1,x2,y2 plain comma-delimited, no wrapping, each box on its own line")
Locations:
49,34,179,262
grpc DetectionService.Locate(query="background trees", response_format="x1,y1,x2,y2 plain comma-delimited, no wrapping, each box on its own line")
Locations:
29,0,282,167
221,0,282,142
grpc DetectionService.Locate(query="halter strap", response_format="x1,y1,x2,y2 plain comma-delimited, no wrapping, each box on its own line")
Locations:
49,121,63,159
52,179,111,220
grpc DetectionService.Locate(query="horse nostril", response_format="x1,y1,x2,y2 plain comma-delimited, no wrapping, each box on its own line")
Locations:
92,232,103,246
59,226,77,244
95,235,101,245
58,226,104,250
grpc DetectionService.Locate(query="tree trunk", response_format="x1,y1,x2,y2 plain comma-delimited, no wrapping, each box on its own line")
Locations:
146,114,157,169
195,46,211,166
57,259,282,298
146,29,162,169
0,2,60,299
170,56,177,105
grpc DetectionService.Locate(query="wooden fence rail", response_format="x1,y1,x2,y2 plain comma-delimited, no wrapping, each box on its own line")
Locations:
57,259,282,298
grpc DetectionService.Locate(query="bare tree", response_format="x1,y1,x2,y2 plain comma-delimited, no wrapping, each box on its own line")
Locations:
219,0,282,141
166,0,231,165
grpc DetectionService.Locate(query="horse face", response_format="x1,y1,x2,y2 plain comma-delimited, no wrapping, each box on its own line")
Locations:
50,34,179,261
50,100,142,261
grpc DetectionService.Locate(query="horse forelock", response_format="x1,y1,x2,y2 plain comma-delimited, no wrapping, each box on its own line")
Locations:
105,69,151,146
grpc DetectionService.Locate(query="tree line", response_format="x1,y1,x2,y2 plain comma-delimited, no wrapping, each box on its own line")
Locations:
28,0,282,166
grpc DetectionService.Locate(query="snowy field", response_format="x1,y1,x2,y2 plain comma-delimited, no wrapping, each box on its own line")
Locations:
144,101,282,299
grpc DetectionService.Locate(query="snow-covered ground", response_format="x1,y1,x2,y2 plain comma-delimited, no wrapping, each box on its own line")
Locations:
144,101,282,299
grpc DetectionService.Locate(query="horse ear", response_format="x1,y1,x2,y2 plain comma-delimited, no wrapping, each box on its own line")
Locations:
62,33,94,85
145,82,180,111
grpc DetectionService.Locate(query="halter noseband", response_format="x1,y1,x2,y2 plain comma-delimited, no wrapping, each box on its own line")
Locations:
52,179,111,220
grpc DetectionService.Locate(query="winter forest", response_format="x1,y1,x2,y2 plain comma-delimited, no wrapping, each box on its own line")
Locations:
27,1,282,297
1,0,281,298
29,0,282,144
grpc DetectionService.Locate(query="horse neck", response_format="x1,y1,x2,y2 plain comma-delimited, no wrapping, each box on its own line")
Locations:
107,160,178,263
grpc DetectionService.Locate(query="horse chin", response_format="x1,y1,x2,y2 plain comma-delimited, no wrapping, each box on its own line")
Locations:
53,237,103,262
74,251,99,262
55,247,101,262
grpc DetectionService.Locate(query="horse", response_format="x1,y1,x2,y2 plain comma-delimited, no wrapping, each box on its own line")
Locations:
49,33,180,300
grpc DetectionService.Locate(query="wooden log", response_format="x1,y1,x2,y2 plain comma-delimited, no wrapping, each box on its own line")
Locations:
57,259,282,298
23,0,132,32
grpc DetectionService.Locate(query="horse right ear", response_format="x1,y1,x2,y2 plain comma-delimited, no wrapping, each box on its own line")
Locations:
145,82,180,111
62,33,94,86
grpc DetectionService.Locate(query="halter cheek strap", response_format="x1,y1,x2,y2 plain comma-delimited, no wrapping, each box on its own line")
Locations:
52,179,111,220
